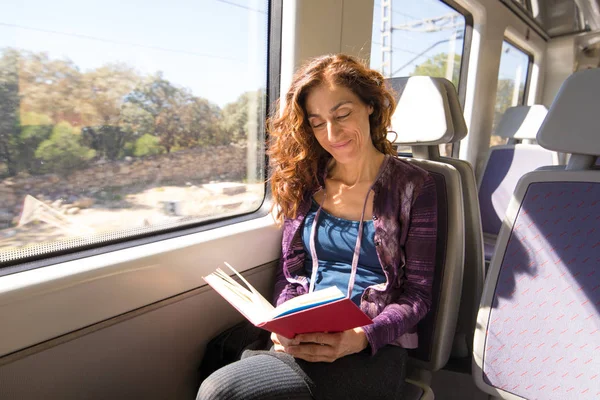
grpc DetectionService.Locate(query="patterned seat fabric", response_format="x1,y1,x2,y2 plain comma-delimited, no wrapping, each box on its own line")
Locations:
482,181,600,399
479,146,556,260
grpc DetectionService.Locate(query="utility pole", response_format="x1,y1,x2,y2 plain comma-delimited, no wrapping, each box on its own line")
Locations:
381,0,393,78
381,4,463,78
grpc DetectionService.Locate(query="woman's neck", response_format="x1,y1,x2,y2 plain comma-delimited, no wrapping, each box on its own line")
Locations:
328,147,385,187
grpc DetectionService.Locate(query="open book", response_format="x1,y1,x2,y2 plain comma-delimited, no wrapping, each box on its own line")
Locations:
203,263,373,338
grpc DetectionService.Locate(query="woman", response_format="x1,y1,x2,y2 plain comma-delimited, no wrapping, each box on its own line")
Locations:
198,54,437,400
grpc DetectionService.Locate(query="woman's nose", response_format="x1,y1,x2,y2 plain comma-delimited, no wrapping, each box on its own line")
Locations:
327,121,340,141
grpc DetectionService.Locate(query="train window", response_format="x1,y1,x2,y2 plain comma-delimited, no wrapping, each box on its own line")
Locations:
490,40,532,147
0,0,270,264
370,0,467,156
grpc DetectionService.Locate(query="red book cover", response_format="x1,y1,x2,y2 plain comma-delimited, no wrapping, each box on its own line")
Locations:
259,297,373,339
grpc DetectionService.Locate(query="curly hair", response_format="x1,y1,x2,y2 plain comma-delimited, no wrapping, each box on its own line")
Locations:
268,54,397,222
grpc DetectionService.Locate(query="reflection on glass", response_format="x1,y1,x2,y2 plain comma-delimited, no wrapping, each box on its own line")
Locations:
490,41,531,147
370,0,466,157
0,0,269,262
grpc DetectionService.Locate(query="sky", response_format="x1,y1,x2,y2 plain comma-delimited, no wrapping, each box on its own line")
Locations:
0,0,528,108
0,0,268,107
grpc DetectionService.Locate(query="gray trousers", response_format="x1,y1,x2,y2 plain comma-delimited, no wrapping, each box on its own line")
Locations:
197,346,407,400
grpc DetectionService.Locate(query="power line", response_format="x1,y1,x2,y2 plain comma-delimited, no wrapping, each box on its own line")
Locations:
392,33,464,76
0,21,245,63
371,41,423,56
215,0,267,14
373,1,418,20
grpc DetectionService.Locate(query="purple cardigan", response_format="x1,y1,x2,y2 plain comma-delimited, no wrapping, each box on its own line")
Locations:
272,155,438,354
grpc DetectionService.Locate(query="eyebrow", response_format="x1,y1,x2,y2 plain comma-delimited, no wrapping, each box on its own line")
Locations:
307,100,353,118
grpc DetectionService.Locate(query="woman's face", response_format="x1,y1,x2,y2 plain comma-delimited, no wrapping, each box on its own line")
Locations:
304,82,374,164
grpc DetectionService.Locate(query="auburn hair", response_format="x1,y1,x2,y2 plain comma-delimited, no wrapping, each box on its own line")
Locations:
267,54,397,222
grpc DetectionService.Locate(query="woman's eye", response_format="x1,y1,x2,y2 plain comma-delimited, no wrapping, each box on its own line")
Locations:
312,121,325,129
336,112,351,120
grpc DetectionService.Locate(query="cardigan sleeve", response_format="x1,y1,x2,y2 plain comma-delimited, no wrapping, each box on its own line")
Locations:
272,220,308,307
362,174,438,354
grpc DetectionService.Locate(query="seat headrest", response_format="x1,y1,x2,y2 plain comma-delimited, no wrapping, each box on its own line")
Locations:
537,68,600,156
494,105,548,140
386,76,467,146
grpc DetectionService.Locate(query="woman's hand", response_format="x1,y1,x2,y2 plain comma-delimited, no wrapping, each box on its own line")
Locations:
271,332,300,353
272,328,368,363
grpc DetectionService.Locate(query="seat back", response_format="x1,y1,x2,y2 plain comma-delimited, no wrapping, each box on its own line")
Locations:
473,68,600,399
479,106,558,261
387,76,466,372
389,76,484,359
478,145,557,236
401,159,464,370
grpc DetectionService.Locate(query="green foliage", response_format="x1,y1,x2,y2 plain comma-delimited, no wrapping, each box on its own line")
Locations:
220,89,266,144
120,102,155,138
126,73,188,153
35,122,96,176
180,97,224,147
82,125,130,161
492,78,524,134
133,134,164,157
0,49,20,176
0,48,268,177
18,123,53,174
411,53,462,89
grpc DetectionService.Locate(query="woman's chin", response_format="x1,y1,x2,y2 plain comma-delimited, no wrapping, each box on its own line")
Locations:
329,150,358,164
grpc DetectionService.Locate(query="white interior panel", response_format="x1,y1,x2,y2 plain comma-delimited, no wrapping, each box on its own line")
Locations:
0,215,282,358
0,263,277,400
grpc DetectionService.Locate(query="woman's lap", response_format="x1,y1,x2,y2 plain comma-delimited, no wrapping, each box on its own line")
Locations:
197,346,407,400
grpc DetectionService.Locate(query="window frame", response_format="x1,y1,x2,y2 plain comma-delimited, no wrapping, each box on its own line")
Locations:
488,37,534,148
499,0,550,40
502,38,534,108
438,0,474,158
370,0,473,158
0,0,283,272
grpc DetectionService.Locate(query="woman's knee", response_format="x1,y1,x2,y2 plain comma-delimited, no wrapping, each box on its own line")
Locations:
196,354,312,400
196,368,227,400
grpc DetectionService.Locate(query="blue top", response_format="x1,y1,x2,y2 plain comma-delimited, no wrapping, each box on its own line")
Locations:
302,199,386,306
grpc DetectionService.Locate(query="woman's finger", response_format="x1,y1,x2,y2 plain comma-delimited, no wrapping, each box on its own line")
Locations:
288,343,338,361
272,333,298,346
270,332,281,345
295,332,340,346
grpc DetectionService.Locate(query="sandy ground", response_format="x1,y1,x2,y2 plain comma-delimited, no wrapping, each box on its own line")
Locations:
0,183,265,258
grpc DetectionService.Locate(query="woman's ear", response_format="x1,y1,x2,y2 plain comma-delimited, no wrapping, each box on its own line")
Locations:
368,104,374,115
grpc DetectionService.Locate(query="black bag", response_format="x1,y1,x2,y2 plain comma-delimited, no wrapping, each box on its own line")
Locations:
199,321,270,382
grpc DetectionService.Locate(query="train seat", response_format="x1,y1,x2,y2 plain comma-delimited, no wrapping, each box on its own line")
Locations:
478,105,558,263
387,76,466,399
473,68,600,400
388,76,485,360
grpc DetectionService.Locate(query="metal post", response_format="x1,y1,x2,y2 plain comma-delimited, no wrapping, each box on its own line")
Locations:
381,0,392,78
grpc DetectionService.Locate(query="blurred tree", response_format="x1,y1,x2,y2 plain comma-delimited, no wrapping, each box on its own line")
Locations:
220,89,266,144
180,97,223,147
17,112,53,174
0,49,20,177
134,133,164,157
126,73,188,153
411,53,461,89
19,52,85,126
35,122,96,176
489,78,523,146
78,64,142,160
83,64,138,125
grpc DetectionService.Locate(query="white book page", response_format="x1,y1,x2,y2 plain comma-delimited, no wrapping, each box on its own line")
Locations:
203,263,274,324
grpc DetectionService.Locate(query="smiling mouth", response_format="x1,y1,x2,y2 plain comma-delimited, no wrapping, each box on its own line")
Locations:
331,140,351,148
